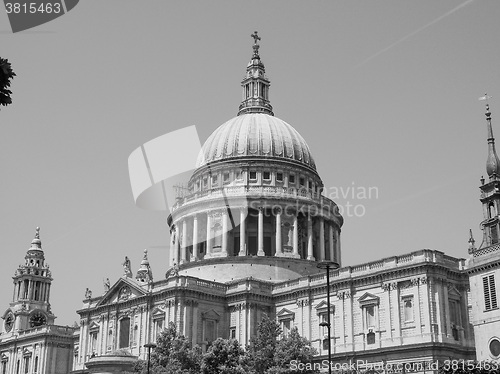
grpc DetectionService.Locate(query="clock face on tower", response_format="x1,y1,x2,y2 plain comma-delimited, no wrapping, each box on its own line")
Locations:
4,313,14,332
29,311,46,328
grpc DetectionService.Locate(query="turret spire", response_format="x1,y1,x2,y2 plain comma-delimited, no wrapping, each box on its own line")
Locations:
237,31,274,116
480,94,500,180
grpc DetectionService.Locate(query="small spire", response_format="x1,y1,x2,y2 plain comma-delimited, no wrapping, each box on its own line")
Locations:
136,249,153,283
468,229,476,253
30,226,42,249
480,95,500,180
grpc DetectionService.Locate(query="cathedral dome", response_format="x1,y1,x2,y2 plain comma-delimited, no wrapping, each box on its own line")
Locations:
196,113,316,171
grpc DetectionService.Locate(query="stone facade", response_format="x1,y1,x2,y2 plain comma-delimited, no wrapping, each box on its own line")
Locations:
69,34,484,374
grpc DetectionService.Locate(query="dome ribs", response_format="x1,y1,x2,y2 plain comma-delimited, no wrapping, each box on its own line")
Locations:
196,114,317,171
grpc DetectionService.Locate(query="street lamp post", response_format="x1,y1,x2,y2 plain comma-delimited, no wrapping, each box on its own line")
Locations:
317,261,339,374
144,343,157,374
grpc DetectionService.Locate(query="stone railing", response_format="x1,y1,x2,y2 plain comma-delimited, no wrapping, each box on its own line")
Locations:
171,185,336,212
17,324,75,338
272,249,464,294
473,242,500,258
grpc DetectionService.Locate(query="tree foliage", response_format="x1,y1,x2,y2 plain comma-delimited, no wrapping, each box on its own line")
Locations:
270,327,318,374
246,314,282,374
137,316,318,374
246,314,318,374
201,338,247,374
0,58,15,108
134,322,201,374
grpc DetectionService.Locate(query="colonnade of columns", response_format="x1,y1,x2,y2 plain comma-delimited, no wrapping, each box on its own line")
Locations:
14,279,51,303
171,206,341,266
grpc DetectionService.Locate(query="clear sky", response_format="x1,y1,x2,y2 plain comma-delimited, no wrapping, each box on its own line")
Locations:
1,0,499,326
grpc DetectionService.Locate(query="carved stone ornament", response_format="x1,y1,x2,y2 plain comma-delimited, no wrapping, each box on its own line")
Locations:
118,286,131,301
381,282,398,291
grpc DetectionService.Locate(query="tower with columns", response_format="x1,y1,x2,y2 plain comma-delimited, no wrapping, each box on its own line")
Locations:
467,99,500,363
0,228,74,374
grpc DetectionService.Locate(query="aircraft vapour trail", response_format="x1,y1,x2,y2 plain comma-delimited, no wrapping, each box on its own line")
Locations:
354,0,475,69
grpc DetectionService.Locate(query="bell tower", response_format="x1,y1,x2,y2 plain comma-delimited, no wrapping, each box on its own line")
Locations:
479,101,500,248
3,227,55,334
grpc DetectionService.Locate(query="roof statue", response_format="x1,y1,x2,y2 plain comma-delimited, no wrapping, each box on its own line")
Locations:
123,256,132,278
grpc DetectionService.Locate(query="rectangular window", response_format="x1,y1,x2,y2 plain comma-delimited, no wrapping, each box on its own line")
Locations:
2,361,7,374
90,331,98,353
249,171,257,180
449,300,459,325
203,178,208,187
366,306,375,328
212,175,218,186
153,318,164,342
492,225,499,244
403,297,414,322
223,172,230,184
289,175,295,184
319,313,328,336
299,177,305,186
263,171,271,180
308,181,312,189
276,173,283,182
205,320,216,342
230,327,236,339
483,274,498,311
281,319,291,338
23,357,29,374
119,318,130,348
235,171,242,180
34,357,38,373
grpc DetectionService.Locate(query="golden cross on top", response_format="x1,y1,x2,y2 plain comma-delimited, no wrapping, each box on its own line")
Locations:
251,31,261,45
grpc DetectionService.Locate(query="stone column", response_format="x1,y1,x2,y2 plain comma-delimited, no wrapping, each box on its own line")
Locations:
222,211,228,256
206,213,212,258
319,217,325,261
307,214,314,260
239,208,246,256
335,230,341,266
181,220,187,264
172,226,179,265
192,301,198,344
329,223,335,262
275,210,282,256
293,214,299,258
257,207,265,256
192,215,198,261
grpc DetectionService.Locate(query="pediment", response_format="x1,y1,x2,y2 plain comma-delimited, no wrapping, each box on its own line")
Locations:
202,309,220,321
448,285,461,299
315,301,335,313
277,308,295,320
96,277,147,306
358,292,380,306
152,307,165,319
89,321,100,330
